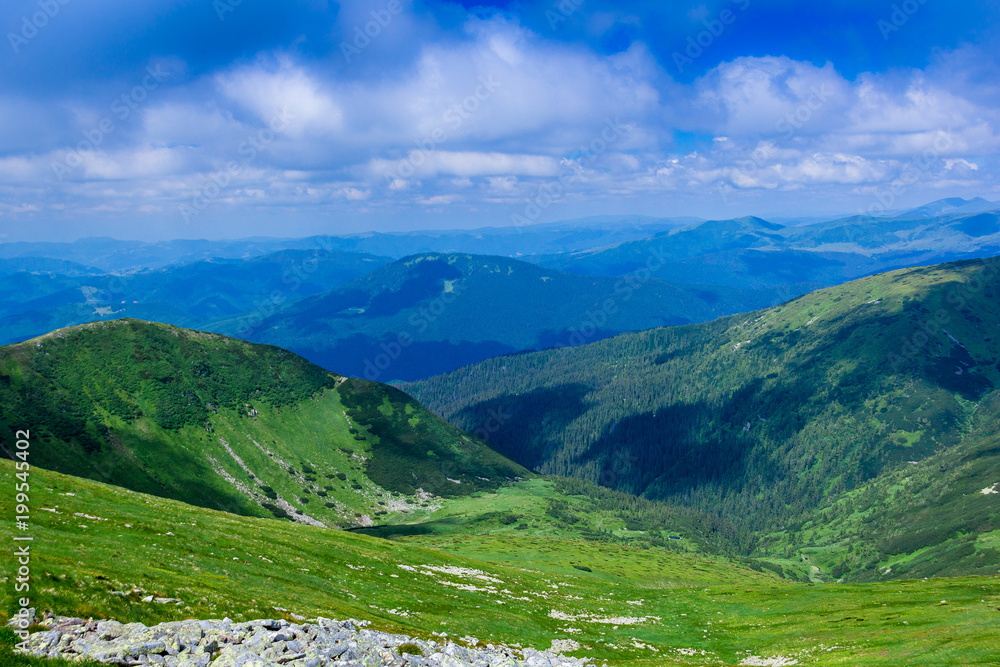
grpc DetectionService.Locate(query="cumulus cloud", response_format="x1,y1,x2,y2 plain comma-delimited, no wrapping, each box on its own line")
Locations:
0,2,998,238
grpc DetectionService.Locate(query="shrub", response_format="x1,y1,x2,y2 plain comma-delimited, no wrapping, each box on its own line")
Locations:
398,643,423,656
261,502,291,520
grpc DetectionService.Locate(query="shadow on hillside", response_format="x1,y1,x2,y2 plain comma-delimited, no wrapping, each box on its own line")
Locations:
450,384,593,471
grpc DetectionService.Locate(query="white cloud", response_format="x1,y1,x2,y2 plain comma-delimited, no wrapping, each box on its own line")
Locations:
217,60,344,139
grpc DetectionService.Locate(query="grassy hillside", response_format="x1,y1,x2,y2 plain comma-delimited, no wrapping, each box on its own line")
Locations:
407,256,1000,580
223,252,790,381
0,319,526,528
2,461,998,666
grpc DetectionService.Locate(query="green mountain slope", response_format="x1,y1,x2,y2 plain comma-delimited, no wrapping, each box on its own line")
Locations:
406,256,1000,580
0,319,526,528
222,252,790,381
4,461,999,666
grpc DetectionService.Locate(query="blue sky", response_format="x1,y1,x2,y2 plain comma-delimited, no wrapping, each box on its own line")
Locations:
1,0,999,241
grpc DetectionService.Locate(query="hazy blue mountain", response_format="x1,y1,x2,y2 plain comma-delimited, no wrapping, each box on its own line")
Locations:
896,196,998,218
0,257,104,276
0,216,697,272
536,208,1000,290
219,252,791,382
0,249,390,345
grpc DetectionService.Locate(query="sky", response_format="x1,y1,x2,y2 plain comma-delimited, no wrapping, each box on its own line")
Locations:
1,0,1000,241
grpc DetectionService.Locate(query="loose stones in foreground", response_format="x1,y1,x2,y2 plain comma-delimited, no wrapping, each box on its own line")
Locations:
17,614,597,667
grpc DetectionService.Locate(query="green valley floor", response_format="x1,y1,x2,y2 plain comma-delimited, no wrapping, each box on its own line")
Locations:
2,461,998,666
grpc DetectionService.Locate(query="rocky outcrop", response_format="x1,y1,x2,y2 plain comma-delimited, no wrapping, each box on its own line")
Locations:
18,614,596,667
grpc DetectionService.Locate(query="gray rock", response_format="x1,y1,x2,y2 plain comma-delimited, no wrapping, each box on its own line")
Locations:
17,614,595,667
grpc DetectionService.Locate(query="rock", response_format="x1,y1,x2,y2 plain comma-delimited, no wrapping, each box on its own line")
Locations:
96,620,125,640
16,614,597,667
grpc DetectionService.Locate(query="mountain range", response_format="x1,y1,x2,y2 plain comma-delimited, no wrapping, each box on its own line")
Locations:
2,198,999,385
225,252,791,381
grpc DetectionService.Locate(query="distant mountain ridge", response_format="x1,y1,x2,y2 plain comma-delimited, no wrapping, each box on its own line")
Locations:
225,252,793,381
537,203,1000,292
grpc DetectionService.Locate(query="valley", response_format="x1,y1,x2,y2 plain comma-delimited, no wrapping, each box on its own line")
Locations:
3,461,998,666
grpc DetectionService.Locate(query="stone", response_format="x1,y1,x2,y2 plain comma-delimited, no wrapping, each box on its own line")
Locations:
16,614,596,667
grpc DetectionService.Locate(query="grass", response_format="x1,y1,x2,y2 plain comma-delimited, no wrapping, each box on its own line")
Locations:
2,461,999,666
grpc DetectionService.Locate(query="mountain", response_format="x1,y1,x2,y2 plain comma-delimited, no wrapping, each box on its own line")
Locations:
0,217,695,273
898,196,998,218
0,257,103,276
536,210,1000,293
0,319,527,528
224,252,793,382
0,249,390,346
406,256,1000,580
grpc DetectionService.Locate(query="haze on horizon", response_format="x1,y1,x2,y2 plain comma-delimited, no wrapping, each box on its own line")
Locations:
1,0,999,243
